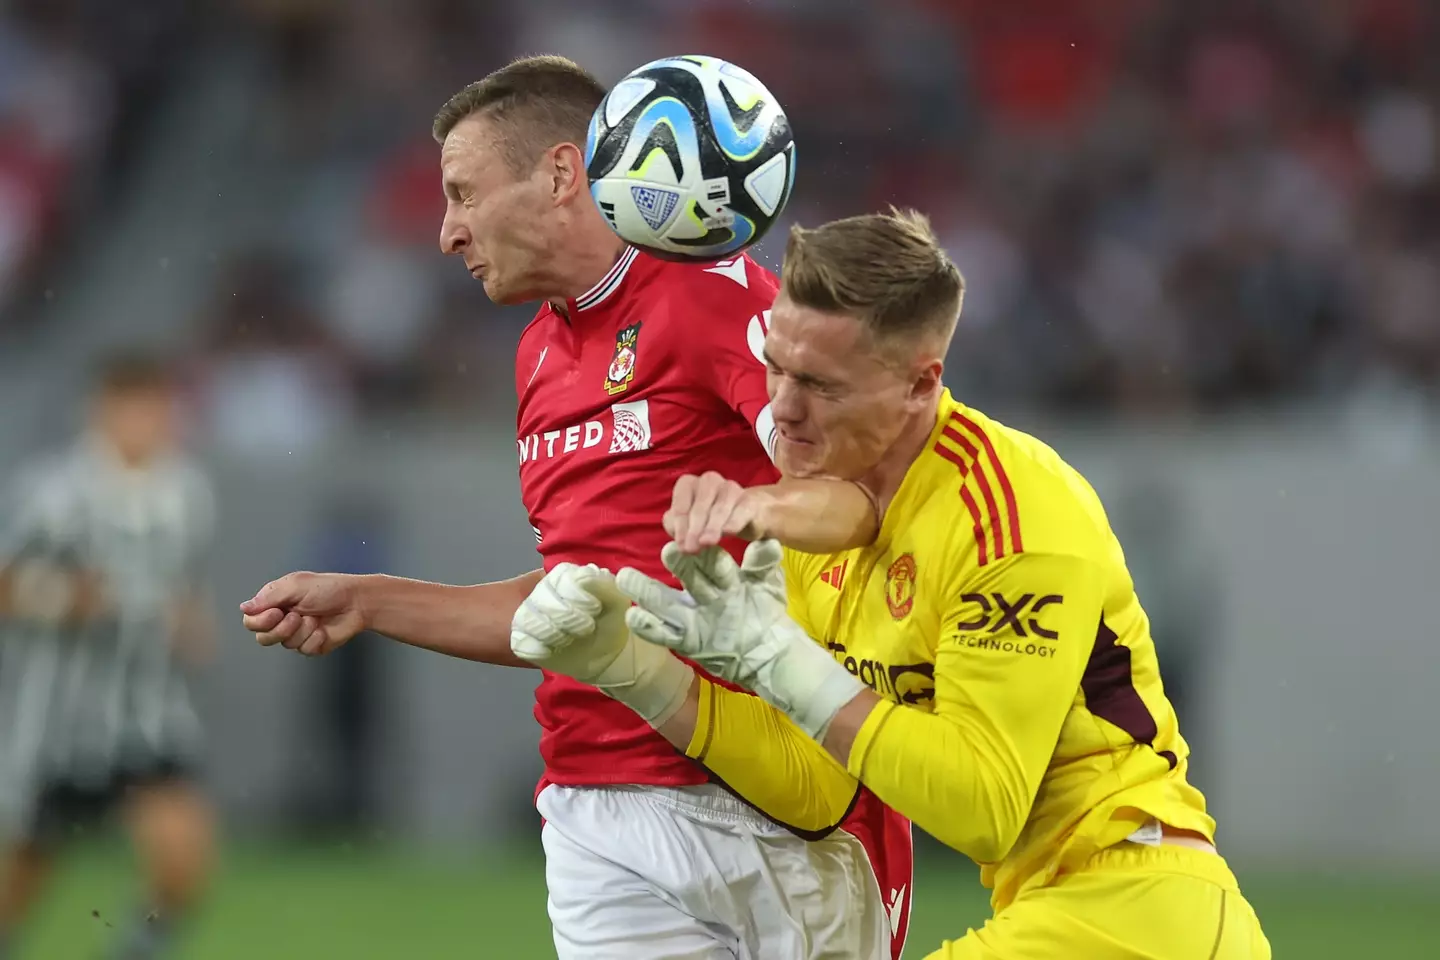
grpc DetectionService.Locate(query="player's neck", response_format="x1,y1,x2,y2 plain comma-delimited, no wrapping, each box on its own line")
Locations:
88,432,158,472
858,392,943,509
547,221,627,317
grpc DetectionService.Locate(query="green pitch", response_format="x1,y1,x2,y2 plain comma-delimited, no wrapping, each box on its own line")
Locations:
13,840,1440,958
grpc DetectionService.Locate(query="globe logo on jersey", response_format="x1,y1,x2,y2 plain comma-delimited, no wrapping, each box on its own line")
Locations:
885,553,917,620
609,399,652,454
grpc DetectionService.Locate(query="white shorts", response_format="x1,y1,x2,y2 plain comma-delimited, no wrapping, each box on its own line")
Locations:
537,782,891,960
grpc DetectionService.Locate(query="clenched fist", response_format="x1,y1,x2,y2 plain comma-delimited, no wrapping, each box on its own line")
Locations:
664,471,768,555
240,572,368,657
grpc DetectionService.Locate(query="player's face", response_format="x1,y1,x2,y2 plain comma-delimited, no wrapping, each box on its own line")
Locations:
438,116,555,305
97,387,178,466
764,296,933,480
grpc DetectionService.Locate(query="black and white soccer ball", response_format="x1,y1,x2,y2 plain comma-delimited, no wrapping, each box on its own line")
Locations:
585,55,796,261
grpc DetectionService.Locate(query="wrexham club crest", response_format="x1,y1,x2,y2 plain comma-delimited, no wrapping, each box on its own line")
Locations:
605,322,641,395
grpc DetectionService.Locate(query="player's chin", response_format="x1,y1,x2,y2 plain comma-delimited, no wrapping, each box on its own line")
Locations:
480,275,524,306
775,439,825,478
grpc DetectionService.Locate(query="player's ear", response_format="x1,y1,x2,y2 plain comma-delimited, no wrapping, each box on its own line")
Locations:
910,358,944,406
549,142,587,206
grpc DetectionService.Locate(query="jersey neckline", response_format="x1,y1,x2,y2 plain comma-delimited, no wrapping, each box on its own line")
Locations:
565,245,640,316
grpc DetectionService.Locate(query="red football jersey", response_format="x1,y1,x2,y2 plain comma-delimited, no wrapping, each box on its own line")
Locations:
515,248,913,958
517,247,779,787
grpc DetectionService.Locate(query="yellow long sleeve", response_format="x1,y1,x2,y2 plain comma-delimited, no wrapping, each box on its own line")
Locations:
686,678,860,837
845,553,1102,864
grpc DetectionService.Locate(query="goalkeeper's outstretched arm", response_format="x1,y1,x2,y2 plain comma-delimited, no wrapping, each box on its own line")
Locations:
654,674,862,837
504,557,860,834
620,539,1104,864
813,553,1102,862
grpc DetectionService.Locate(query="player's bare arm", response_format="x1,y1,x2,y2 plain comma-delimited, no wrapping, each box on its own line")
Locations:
241,568,543,667
665,472,881,555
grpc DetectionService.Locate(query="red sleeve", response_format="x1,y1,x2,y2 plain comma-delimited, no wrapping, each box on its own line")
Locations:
690,255,780,461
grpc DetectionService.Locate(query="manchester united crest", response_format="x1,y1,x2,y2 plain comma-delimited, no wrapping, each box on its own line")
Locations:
885,553,917,620
605,322,641,395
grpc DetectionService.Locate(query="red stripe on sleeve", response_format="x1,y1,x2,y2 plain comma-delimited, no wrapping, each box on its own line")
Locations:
950,413,1024,555
942,426,1006,561
933,441,993,564
931,439,971,476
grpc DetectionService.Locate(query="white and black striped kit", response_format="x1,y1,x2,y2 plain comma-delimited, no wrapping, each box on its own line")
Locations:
0,441,213,833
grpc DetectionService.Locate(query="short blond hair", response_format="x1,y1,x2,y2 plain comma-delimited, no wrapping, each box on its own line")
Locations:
782,208,965,348
432,55,605,174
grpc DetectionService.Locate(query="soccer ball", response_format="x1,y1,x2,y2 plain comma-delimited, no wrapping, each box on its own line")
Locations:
585,55,796,261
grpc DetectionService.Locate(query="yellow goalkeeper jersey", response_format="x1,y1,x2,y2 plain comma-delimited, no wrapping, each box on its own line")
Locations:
783,388,1213,910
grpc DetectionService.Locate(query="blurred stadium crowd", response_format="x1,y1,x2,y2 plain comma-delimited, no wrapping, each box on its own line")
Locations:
5,0,1438,440
0,0,191,316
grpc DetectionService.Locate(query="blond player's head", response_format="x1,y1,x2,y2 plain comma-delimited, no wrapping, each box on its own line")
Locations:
434,56,616,305
766,208,965,479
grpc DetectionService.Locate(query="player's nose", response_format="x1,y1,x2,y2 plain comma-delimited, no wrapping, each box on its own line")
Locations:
769,381,806,425
439,216,469,255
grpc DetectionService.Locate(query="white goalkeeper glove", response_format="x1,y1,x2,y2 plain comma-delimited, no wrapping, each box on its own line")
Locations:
616,541,865,741
510,563,693,726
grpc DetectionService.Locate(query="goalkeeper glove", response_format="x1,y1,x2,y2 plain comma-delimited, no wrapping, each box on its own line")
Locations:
617,541,864,741
510,563,693,726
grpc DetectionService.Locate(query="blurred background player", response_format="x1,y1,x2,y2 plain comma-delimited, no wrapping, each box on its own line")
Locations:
239,56,911,959
0,355,217,960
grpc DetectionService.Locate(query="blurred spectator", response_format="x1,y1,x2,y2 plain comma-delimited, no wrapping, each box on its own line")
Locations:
0,0,191,323
189,254,357,458
0,6,111,308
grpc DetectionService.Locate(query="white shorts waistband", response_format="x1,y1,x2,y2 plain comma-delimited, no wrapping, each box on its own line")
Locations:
574,782,777,828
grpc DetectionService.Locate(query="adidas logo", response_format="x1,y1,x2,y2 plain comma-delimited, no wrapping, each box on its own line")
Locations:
819,559,848,590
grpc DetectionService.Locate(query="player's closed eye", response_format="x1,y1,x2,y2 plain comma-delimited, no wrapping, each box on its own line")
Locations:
799,377,843,399
767,360,837,397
